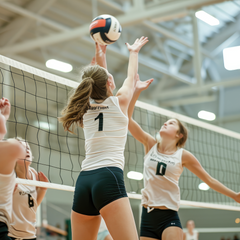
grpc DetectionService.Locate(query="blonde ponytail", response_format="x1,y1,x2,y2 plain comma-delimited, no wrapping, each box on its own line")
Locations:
59,65,108,133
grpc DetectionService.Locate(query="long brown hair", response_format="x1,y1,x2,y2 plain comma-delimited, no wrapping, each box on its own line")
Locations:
175,119,188,148
59,65,108,133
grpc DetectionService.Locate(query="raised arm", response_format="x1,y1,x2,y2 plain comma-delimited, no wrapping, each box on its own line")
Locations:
116,36,148,115
31,168,49,206
128,74,155,154
36,171,49,206
0,98,26,174
95,42,107,69
182,150,240,203
0,139,26,174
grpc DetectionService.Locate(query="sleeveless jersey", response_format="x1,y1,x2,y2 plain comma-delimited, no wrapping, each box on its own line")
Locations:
0,170,15,228
81,96,128,171
141,143,183,211
186,230,198,240
9,168,38,239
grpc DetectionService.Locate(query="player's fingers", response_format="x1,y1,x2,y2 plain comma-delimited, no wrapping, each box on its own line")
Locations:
134,38,139,44
125,42,130,48
140,38,149,47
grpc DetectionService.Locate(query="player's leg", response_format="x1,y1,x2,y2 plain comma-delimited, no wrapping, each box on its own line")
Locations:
162,210,183,240
162,227,183,240
100,197,138,240
71,171,101,240
91,167,138,240
104,234,113,240
71,210,101,240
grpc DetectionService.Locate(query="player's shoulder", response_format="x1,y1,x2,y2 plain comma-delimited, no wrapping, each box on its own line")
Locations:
0,139,25,160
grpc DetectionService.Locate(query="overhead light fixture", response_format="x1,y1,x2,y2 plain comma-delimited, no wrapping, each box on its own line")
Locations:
198,110,216,121
127,171,143,180
198,182,210,191
195,10,220,26
211,86,218,91
223,46,240,71
46,59,73,73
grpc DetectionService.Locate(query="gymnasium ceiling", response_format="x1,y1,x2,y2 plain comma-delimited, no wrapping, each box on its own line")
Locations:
0,0,240,132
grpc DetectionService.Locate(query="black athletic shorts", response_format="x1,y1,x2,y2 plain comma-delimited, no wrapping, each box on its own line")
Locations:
72,167,128,216
140,206,182,240
0,222,11,240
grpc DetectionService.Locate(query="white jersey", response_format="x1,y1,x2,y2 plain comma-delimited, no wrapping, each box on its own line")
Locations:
186,230,198,240
0,171,15,228
81,96,128,171
9,168,38,239
141,143,183,211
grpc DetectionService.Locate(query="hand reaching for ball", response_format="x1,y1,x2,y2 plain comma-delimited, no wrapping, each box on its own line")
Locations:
135,74,154,92
126,36,149,53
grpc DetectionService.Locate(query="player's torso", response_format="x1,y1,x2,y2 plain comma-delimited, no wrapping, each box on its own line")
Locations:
82,96,128,171
142,144,183,210
9,169,37,238
144,144,183,182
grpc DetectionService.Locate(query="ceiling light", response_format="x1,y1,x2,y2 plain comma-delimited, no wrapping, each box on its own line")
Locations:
198,110,216,121
211,86,218,91
198,182,210,191
195,10,219,26
127,171,143,180
46,59,73,73
235,218,240,224
223,46,240,71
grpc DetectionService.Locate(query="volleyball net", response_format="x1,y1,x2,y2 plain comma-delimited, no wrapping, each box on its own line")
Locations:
0,55,240,211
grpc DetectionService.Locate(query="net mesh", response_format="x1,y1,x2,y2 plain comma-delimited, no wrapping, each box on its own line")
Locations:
1,55,240,210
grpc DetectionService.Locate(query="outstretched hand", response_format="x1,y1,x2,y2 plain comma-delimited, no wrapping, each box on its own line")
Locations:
38,171,49,183
96,42,107,54
90,57,96,65
126,36,148,53
37,171,49,190
94,42,107,68
135,74,153,91
0,97,11,120
90,43,107,66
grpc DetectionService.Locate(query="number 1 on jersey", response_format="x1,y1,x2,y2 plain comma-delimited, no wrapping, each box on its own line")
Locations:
95,113,103,131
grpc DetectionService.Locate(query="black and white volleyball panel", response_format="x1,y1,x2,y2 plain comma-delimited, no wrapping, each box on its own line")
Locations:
89,14,122,45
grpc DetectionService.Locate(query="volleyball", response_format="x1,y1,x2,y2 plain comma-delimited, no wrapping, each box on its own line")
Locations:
89,14,122,45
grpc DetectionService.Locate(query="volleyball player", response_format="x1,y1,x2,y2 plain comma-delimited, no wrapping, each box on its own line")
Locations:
8,138,48,240
183,220,198,240
0,97,26,240
127,75,240,240
59,36,149,240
